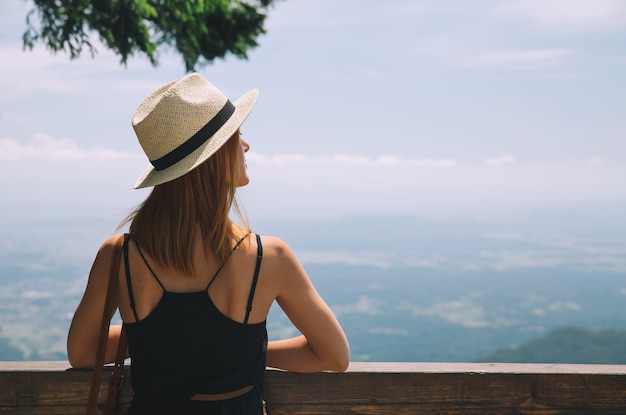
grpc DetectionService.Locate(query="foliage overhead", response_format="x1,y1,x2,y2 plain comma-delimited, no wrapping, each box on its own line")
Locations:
22,0,277,72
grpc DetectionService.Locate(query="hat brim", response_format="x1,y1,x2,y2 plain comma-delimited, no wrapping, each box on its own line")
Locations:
133,88,259,189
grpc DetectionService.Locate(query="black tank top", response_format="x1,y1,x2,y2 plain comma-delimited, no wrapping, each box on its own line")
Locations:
122,234,267,409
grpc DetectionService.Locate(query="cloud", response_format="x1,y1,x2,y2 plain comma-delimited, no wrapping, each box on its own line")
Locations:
294,249,456,269
586,157,607,166
21,290,54,300
494,0,626,29
478,249,626,273
409,158,458,167
297,250,396,268
368,327,410,336
398,298,493,328
0,134,141,161
266,0,430,29
474,48,574,68
247,152,457,167
532,301,583,317
410,1,623,73
1,133,625,223
415,36,576,73
483,155,517,166
0,134,146,219
333,296,384,316
548,301,582,312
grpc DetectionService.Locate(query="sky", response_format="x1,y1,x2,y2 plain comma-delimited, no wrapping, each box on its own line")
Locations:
1,0,626,228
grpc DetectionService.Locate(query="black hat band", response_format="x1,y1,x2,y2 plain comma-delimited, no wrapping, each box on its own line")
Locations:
151,100,236,171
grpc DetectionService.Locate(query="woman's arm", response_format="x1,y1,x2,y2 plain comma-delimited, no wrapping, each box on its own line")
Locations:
265,237,349,372
67,236,125,368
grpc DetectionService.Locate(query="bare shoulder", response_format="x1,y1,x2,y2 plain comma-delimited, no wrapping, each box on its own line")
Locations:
257,234,298,262
255,234,307,283
94,234,126,260
258,234,289,252
103,233,125,246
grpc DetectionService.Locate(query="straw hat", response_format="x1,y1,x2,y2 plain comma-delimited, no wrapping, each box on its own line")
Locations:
132,73,259,189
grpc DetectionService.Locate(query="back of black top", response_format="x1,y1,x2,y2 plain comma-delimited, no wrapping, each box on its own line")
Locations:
122,234,267,404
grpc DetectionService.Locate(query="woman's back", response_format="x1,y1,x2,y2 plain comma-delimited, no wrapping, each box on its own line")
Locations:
120,232,270,413
117,229,275,326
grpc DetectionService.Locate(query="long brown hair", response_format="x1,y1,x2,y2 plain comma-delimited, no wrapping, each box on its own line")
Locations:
119,131,249,276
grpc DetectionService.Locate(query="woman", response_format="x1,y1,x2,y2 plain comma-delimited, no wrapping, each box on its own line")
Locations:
67,73,350,414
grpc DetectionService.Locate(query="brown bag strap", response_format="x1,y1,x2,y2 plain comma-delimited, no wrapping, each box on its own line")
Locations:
86,234,126,415
104,323,128,415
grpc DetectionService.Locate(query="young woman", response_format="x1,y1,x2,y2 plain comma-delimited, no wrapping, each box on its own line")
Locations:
67,73,350,414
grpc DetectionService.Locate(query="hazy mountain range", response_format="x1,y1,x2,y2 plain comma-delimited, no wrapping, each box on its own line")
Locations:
1,209,625,362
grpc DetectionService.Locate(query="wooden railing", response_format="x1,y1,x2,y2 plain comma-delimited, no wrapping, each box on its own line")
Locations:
1,361,626,414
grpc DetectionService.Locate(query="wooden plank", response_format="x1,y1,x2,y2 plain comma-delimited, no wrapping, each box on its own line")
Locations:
263,371,626,408
344,362,626,374
5,361,626,374
0,365,132,415
264,404,626,415
1,362,626,414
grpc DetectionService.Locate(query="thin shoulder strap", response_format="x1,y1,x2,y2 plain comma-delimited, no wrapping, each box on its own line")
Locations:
122,234,140,322
205,232,250,291
244,234,263,325
134,242,167,291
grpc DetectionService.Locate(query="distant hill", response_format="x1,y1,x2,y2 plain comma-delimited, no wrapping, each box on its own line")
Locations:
0,334,23,361
476,327,626,364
